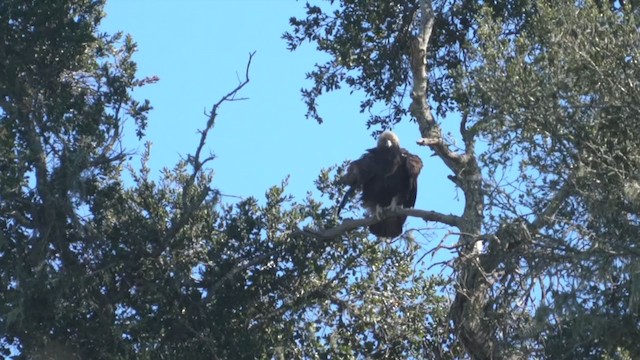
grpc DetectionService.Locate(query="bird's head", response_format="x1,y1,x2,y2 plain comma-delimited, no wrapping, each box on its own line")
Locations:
377,131,400,148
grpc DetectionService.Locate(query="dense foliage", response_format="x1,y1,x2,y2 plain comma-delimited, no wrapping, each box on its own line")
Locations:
286,0,640,358
0,0,450,359
466,3,640,357
2,0,640,358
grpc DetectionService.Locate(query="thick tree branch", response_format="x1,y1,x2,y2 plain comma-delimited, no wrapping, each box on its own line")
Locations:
409,0,465,173
297,207,461,240
409,1,494,358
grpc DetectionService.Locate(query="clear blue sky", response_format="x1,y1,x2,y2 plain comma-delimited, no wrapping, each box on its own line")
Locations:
101,1,463,249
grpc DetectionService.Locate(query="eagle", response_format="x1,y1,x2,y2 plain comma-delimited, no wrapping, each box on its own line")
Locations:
338,131,423,238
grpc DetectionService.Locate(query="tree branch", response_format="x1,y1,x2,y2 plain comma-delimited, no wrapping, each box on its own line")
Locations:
529,178,573,231
206,250,278,296
409,0,466,173
170,52,256,239
296,207,461,240
409,1,497,358
191,51,255,182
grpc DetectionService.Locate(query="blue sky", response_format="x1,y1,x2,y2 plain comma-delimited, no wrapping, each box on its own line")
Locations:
101,1,463,250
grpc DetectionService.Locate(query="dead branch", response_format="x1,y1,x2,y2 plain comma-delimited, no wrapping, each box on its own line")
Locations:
169,52,256,240
193,51,255,176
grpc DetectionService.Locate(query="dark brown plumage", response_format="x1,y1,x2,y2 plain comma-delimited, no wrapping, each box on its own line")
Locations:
338,131,423,238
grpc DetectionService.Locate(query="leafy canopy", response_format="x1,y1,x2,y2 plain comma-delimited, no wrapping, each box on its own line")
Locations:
0,0,450,359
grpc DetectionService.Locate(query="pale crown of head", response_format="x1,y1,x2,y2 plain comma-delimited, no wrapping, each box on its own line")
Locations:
377,131,400,148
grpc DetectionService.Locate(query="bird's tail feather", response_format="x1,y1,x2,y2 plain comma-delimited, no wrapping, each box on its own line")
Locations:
337,187,356,216
369,215,406,238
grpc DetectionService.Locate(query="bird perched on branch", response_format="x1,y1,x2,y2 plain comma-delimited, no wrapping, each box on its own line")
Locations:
338,131,423,238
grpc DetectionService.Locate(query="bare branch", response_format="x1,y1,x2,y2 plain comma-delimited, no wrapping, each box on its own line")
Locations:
297,207,461,240
169,52,256,240
193,51,256,176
